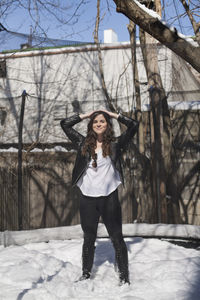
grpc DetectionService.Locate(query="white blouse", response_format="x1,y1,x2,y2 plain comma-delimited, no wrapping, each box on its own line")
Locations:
76,149,122,197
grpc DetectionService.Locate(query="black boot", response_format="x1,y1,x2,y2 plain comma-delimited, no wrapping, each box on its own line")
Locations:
112,237,130,285
78,272,91,281
79,236,96,281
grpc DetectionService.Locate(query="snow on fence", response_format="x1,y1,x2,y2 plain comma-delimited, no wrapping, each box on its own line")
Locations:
0,223,200,247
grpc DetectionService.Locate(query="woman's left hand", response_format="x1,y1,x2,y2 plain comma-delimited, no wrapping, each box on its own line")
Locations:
100,109,119,119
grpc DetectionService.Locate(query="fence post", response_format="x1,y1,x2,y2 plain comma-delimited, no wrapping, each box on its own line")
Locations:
18,90,27,230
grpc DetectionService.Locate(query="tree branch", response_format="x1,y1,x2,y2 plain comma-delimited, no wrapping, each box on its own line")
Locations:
112,0,200,73
93,0,116,112
179,0,200,46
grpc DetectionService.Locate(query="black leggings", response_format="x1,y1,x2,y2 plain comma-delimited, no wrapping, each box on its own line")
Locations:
80,189,129,279
80,189,124,244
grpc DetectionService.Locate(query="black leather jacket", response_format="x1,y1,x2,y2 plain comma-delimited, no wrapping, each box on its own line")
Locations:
60,113,139,187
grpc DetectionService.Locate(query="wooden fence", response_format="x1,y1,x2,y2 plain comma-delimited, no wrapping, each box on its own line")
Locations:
0,111,199,231
0,151,136,231
0,152,79,230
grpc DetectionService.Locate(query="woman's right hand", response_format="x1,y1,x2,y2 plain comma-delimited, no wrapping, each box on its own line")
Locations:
79,109,119,120
100,110,119,119
79,111,95,120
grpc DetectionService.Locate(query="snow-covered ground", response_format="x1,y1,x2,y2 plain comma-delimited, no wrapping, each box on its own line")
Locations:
0,224,200,300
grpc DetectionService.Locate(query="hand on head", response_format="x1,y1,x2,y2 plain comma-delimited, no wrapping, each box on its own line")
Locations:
79,111,95,120
99,109,119,119
80,109,119,120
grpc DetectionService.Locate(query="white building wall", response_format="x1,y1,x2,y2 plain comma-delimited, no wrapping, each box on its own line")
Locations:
104,29,118,43
0,44,199,145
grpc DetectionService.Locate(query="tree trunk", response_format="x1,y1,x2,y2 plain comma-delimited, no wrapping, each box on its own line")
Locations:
93,0,116,112
127,20,154,222
138,2,182,223
155,0,162,16
139,28,170,223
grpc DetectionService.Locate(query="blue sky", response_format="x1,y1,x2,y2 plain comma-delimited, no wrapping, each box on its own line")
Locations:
2,0,195,44
4,1,130,43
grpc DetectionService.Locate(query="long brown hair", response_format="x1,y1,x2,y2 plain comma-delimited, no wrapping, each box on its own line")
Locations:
81,111,115,167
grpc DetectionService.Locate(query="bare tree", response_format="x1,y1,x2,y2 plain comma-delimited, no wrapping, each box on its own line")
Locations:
0,0,88,40
129,1,199,224
179,0,200,45
112,0,200,73
93,0,116,112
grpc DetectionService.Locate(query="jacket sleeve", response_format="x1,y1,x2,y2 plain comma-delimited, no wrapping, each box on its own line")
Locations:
60,114,84,149
117,113,139,150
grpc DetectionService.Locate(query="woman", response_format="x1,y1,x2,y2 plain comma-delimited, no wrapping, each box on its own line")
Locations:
60,110,139,285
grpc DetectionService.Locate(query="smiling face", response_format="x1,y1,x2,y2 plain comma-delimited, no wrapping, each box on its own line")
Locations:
92,114,107,137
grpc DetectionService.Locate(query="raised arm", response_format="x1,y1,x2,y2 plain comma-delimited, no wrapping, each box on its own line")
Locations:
101,109,139,150
60,112,95,149
60,114,84,149
117,113,139,150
